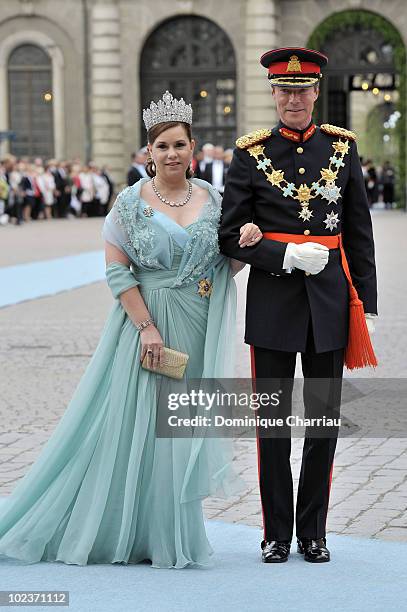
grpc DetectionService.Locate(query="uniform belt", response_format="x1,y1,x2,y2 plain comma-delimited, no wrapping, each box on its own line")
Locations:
263,232,340,249
263,231,378,370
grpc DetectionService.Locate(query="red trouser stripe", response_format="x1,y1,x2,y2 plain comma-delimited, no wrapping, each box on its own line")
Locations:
250,345,267,541
324,460,334,533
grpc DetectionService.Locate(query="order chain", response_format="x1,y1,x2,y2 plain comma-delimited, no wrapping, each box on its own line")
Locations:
152,177,193,207
247,138,350,222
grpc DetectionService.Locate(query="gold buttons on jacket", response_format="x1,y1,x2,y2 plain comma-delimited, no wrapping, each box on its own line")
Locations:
298,167,305,174
297,147,304,154
304,229,310,235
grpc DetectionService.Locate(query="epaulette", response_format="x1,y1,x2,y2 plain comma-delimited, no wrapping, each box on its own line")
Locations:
320,123,357,141
236,129,272,149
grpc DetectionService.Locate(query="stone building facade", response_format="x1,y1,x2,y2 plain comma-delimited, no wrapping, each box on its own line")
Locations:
0,0,405,185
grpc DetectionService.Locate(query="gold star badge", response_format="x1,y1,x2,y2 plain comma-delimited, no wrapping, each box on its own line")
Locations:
332,140,350,155
248,144,265,159
320,168,337,182
266,169,285,186
296,184,312,204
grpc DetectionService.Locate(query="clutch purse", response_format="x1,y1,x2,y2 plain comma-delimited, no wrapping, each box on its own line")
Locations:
141,346,189,379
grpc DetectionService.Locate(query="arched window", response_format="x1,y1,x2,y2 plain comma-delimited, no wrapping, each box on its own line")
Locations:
140,16,237,148
8,44,54,158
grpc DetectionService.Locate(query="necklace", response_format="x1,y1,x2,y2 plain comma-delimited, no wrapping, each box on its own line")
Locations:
152,177,193,207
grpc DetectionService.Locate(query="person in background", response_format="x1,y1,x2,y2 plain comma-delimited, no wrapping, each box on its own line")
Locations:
195,142,214,178
37,163,56,220
4,157,23,225
381,160,395,209
49,159,67,218
93,166,111,216
19,163,36,222
101,165,115,211
85,162,101,217
0,161,10,225
79,164,95,217
202,145,229,194
69,164,83,217
365,159,377,208
127,148,148,185
191,149,202,175
31,167,44,220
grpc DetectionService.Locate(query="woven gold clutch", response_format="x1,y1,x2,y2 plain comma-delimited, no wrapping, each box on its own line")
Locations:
141,346,189,379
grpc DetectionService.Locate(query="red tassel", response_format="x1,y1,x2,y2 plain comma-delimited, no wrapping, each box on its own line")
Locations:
262,232,378,370
345,296,378,370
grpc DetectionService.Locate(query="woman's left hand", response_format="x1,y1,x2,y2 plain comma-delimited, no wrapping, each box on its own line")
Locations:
239,223,263,247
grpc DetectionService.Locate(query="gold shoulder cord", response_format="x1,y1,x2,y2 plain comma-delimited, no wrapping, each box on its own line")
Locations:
320,124,357,141
236,129,272,150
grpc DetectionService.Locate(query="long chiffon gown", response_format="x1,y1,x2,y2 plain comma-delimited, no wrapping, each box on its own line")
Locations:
0,177,243,568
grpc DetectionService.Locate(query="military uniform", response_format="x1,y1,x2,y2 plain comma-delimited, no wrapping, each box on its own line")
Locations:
220,121,377,353
218,47,378,560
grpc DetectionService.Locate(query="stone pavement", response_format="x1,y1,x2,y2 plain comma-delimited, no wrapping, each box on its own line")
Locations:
0,210,406,542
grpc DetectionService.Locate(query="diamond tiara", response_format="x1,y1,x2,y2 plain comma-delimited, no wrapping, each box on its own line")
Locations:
143,91,193,132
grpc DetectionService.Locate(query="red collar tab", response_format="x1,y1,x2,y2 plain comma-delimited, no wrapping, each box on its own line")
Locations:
303,123,316,141
279,123,316,143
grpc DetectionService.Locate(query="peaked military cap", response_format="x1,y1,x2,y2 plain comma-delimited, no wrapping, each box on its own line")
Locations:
260,47,328,88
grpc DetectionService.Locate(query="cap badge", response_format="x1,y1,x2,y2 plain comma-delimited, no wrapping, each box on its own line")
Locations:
286,55,302,72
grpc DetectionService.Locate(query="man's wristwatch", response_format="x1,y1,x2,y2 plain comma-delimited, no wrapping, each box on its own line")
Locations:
135,318,155,332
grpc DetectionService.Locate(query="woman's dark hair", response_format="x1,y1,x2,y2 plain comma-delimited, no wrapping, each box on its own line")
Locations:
145,121,194,178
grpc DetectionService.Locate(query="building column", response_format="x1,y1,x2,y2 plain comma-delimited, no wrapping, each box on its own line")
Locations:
91,1,125,185
244,0,278,133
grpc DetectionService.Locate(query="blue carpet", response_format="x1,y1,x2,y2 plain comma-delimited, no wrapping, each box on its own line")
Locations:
0,520,406,611
0,251,105,308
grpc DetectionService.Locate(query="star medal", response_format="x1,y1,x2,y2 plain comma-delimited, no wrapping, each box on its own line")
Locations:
321,182,342,205
324,210,339,231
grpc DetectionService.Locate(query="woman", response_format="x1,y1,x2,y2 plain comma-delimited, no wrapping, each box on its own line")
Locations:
0,91,261,569
36,164,56,220
19,163,36,222
78,164,95,217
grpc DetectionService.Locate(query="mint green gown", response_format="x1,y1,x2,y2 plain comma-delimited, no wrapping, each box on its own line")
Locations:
0,178,243,568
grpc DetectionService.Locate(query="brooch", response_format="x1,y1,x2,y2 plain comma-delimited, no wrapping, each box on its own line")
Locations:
197,278,213,298
143,206,154,217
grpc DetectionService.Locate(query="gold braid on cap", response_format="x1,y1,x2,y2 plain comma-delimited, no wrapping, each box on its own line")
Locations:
236,129,272,149
320,124,357,141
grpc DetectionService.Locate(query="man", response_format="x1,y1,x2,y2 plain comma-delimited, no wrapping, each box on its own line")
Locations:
101,165,115,212
127,148,148,186
219,47,378,564
201,145,229,193
381,160,395,209
195,142,214,178
54,161,69,218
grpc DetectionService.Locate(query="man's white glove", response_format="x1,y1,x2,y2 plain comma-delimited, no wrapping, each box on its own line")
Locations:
283,242,329,275
365,313,376,334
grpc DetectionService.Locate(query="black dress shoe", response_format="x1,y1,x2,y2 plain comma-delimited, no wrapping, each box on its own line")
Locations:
261,540,291,563
297,537,330,563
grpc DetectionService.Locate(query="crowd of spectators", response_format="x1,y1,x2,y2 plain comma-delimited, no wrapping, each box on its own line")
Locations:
361,158,396,209
0,155,114,226
1,148,396,227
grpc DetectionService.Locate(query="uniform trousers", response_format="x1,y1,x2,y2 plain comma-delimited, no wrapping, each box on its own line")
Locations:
251,323,344,542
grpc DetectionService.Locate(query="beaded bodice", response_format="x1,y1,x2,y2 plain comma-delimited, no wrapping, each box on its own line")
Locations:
102,178,224,289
